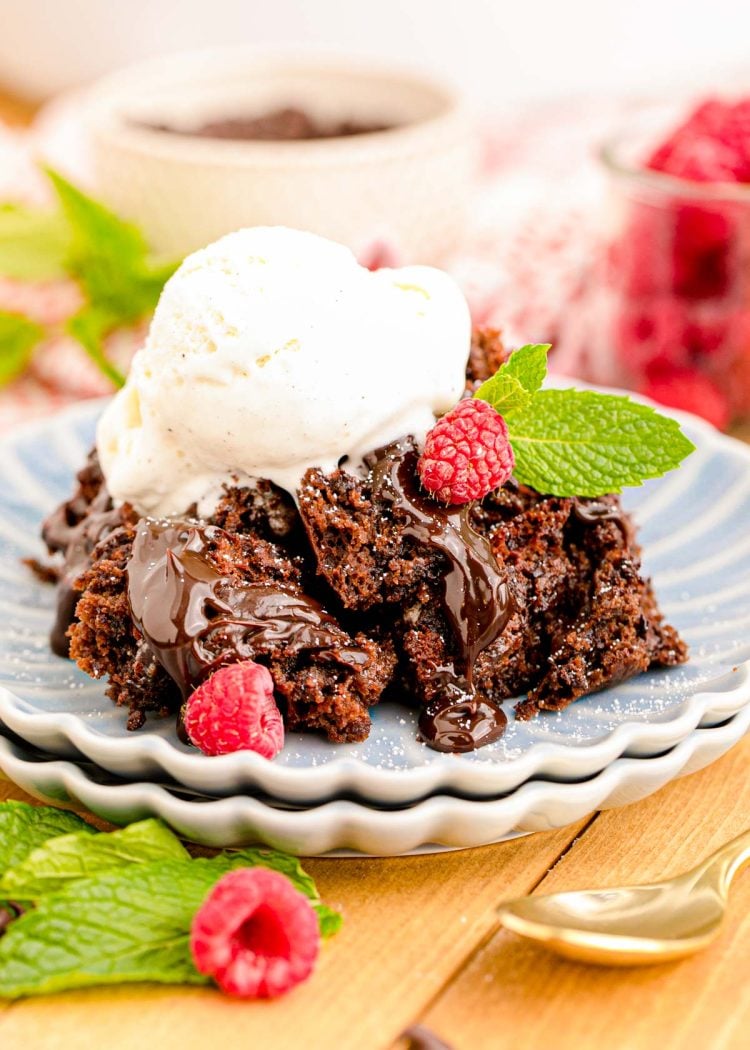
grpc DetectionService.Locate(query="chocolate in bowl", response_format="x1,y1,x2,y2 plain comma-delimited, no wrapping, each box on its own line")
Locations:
141,106,391,142
84,49,473,260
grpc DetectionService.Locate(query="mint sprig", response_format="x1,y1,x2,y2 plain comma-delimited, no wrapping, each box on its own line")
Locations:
0,860,220,997
0,312,45,386
497,342,550,393
0,803,342,999
0,801,95,874
0,204,69,281
475,344,695,496
0,818,189,901
0,169,179,389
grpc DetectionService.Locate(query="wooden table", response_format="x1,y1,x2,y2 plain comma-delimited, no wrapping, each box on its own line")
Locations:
1,83,749,1050
1,739,749,1050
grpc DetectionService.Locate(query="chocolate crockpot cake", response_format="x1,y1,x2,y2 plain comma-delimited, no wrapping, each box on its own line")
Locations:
38,327,687,754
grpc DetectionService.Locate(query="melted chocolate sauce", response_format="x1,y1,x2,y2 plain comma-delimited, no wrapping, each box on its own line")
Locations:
418,687,507,752
126,519,369,699
367,442,512,753
572,497,625,526
42,489,123,656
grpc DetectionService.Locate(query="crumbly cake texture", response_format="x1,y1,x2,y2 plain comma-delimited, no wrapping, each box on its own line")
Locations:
44,328,687,740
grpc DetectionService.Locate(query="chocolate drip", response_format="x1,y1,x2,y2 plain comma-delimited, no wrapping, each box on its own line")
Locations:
42,489,123,656
572,497,625,526
367,442,511,753
127,519,369,699
418,682,508,753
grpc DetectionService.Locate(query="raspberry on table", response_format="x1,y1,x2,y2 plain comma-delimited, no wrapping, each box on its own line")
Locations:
191,868,320,998
418,398,515,504
183,660,284,758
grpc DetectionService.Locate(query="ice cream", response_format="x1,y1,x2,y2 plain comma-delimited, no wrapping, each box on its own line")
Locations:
97,226,472,516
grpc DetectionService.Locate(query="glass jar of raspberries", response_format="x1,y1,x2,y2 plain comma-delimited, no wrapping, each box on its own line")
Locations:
559,99,750,430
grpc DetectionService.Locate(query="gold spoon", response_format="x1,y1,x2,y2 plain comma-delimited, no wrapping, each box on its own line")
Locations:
497,828,750,966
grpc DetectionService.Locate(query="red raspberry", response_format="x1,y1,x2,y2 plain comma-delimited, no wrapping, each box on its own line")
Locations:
647,99,750,183
183,661,284,758
191,868,320,998
418,399,515,504
640,365,731,430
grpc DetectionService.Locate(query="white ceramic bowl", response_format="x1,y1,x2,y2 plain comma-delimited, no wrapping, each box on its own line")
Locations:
83,47,475,262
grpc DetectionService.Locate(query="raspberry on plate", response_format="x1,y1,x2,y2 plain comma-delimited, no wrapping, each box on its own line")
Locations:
191,867,320,998
418,398,515,504
183,661,284,758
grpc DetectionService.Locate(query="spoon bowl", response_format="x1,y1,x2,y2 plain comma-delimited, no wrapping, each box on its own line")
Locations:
498,827,750,966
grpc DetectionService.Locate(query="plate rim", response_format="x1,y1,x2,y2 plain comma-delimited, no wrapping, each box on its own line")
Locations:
1,394,750,804
1,707,748,855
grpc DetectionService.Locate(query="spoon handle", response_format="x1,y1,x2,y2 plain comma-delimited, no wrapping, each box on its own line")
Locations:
701,827,750,894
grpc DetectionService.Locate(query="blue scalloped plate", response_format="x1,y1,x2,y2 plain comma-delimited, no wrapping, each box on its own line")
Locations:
0,397,749,804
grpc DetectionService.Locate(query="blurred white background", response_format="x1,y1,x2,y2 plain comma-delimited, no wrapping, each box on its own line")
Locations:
1,0,749,106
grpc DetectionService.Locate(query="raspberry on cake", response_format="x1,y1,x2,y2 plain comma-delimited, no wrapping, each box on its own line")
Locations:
38,227,692,756
418,398,515,504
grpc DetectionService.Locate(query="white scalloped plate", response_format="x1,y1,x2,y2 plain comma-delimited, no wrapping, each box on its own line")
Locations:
1,707,748,855
1,399,750,804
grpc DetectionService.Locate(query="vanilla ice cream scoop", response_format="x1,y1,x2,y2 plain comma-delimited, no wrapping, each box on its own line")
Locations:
97,226,471,516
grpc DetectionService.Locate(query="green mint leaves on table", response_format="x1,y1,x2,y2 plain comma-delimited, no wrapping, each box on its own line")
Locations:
0,817,189,901
0,800,95,874
0,802,342,999
475,343,696,497
0,169,179,389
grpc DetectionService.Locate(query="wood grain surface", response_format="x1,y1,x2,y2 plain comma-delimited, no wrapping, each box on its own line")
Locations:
0,739,748,1050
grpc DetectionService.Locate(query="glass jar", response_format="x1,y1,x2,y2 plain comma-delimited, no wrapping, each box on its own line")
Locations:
556,110,750,429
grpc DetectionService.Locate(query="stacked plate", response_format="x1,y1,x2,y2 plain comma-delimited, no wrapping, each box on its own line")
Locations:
1,400,749,855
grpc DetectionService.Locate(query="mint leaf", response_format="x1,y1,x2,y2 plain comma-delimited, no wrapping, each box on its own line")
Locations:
507,389,696,497
316,905,343,938
0,859,216,997
0,170,178,388
0,802,94,875
208,849,340,939
0,204,70,280
474,343,550,417
46,167,147,282
46,168,177,321
0,311,44,386
0,819,189,900
67,306,126,388
222,848,317,900
501,343,550,395
473,370,532,416
43,168,178,387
